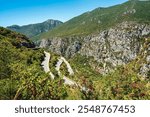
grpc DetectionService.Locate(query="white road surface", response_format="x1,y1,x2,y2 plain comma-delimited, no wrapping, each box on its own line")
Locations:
41,51,55,79
61,57,74,75
55,57,76,86
42,51,78,86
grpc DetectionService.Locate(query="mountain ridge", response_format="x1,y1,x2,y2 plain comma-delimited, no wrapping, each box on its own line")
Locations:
7,19,63,38
32,0,150,40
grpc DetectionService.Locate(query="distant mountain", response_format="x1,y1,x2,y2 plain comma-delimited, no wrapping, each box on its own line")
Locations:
35,0,150,39
7,19,63,38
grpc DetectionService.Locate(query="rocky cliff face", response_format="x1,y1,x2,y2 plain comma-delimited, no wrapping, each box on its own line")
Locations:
39,21,150,76
40,37,82,57
80,22,150,73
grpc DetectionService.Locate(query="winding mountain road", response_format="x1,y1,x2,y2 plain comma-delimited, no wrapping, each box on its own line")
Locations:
41,51,88,91
60,57,74,75
41,51,78,86
41,51,55,79
63,76,77,86
55,57,76,86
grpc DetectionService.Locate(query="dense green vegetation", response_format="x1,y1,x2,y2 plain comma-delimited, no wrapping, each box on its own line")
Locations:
0,27,96,100
95,65,150,99
0,27,149,99
69,52,150,100
0,28,66,99
32,0,150,40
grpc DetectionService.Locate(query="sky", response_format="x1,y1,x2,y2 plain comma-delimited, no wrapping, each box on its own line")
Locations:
0,0,128,27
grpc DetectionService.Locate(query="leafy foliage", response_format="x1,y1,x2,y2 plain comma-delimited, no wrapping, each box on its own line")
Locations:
0,28,68,100
0,28,95,100
69,49,150,100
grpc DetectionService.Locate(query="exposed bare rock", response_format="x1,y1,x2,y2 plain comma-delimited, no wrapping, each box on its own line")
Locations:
39,21,150,76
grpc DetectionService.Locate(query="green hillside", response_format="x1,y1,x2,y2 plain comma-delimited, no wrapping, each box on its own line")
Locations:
0,27,97,100
7,19,63,38
0,28,67,100
33,0,150,40
0,27,149,100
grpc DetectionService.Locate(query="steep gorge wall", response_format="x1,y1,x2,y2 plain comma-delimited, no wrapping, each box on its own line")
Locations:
39,21,150,76
79,22,150,72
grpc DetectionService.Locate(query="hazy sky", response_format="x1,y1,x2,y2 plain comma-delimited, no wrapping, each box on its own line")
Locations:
0,0,128,27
